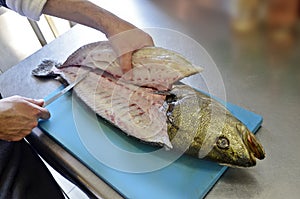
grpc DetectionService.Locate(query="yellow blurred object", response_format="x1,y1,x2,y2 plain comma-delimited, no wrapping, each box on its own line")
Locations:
230,0,260,32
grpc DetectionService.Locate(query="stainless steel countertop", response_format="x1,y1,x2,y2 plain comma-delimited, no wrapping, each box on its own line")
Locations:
1,0,300,198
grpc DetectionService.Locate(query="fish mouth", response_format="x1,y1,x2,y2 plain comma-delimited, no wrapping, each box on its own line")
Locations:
243,129,265,161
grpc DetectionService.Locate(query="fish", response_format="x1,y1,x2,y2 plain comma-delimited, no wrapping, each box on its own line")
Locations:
33,41,265,167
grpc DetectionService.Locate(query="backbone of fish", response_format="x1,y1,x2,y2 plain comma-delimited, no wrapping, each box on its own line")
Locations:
36,41,265,167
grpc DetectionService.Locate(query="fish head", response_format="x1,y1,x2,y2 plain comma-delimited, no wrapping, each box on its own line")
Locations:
205,121,265,167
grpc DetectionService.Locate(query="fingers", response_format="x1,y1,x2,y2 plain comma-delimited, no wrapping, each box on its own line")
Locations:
30,101,51,120
22,97,51,120
119,52,133,73
108,27,154,74
37,107,51,120
23,97,45,107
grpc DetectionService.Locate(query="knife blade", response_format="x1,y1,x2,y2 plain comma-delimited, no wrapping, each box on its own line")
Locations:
43,71,89,107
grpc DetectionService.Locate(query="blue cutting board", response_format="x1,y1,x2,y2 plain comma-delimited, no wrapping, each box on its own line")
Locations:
39,87,262,199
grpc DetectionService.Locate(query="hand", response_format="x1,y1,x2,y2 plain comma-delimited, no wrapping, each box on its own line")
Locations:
0,96,50,141
42,0,154,73
107,24,154,73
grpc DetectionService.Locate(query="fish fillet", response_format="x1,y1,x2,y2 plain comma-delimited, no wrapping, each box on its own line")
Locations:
62,41,202,90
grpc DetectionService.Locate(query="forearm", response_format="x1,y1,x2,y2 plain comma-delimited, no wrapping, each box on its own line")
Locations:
42,0,136,37
4,0,153,71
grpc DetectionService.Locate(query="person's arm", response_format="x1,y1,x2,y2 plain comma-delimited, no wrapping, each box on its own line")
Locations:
0,96,50,141
43,0,133,39
5,0,153,73
42,0,154,73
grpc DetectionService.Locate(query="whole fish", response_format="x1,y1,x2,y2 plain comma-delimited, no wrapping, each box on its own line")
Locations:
33,41,265,167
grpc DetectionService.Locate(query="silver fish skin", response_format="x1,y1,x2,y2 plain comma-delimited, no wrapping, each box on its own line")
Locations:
40,41,265,167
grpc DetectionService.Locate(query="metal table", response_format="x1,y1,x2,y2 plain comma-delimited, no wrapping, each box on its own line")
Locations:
1,0,299,198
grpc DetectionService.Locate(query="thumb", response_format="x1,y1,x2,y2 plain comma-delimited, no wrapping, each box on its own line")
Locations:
29,101,51,120
22,97,51,120
36,106,51,120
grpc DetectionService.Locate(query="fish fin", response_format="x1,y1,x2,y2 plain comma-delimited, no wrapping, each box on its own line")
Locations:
32,59,62,77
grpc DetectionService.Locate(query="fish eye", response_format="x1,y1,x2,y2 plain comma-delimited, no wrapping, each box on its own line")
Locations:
216,136,230,150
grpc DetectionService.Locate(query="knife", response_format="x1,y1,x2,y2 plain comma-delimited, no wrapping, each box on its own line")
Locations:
43,72,89,107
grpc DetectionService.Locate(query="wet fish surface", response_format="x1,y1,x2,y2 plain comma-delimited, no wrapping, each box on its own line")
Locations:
34,41,265,167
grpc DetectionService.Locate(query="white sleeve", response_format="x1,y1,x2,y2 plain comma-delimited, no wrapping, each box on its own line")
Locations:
6,0,48,20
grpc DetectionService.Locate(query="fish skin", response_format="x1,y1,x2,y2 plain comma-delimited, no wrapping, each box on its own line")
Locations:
166,85,265,167
54,41,265,167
